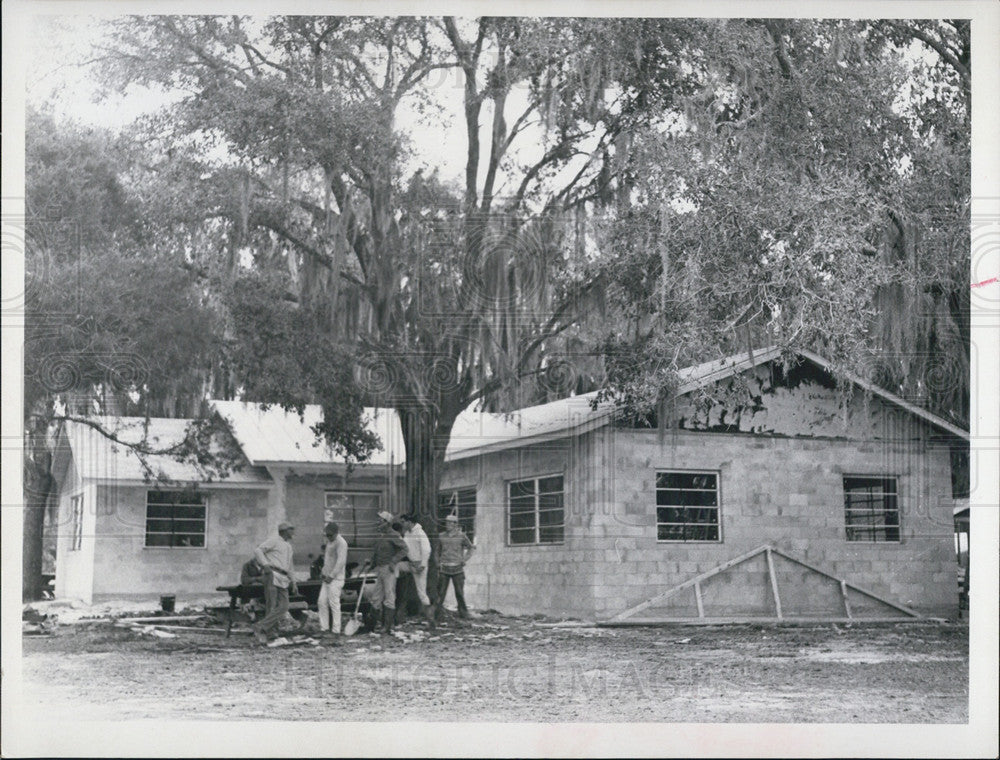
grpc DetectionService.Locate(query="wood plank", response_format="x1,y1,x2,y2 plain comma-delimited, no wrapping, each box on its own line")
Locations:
840,580,852,619
598,617,934,627
770,547,921,618
765,547,783,619
694,582,704,618
609,545,770,621
117,615,207,624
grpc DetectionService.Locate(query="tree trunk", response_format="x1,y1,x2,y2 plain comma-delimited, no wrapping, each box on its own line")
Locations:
23,417,54,601
398,405,457,605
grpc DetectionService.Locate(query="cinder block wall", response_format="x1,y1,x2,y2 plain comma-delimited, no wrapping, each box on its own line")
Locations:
90,484,271,598
444,418,955,621
592,426,957,620
443,436,599,619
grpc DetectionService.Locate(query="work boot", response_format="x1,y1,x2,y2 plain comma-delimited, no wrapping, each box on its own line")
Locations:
422,604,436,630
381,605,394,635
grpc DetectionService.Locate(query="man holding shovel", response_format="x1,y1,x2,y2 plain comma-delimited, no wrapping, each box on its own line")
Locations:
358,511,409,635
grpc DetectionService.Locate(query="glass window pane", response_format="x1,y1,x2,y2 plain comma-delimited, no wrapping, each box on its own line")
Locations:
509,527,536,545
538,476,563,494
538,508,563,527
539,525,563,543
509,510,536,530
658,524,684,541
538,493,562,512
509,480,535,498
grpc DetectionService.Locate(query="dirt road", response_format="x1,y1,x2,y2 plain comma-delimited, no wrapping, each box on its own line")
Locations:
18,613,968,723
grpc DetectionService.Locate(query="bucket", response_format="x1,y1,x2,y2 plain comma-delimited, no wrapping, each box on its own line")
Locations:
160,594,176,613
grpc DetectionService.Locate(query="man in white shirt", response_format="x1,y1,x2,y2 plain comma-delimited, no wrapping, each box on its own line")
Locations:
252,521,298,645
398,513,435,629
317,522,348,641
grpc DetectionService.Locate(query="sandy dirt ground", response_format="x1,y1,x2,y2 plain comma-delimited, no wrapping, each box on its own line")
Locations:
18,610,968,724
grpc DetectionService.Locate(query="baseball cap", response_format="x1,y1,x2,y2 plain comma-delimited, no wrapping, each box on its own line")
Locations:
377,510,394,523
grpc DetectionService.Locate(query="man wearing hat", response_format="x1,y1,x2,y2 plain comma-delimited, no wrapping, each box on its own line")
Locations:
358,511,409,635
435,513,475,621
252,521,298,645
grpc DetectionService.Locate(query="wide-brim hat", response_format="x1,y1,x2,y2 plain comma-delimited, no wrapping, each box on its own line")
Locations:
377,510,395,523
278,521,295,531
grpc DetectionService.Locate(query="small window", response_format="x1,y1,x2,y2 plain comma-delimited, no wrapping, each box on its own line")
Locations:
656,471,720,542
437,487,477,541
507,475,564,545
844,476,899,542
145,490,206,548
70,494,84,551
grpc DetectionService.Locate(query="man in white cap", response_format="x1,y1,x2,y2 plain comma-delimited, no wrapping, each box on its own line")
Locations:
317,522,348,642
435,513,475,621
358,511,409,635
252,521,298,645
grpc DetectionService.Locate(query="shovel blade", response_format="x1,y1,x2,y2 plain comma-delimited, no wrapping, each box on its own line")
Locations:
343,617,362,636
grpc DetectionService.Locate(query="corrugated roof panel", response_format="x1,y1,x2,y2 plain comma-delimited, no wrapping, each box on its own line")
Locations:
211,400,406,466
62,417,270,484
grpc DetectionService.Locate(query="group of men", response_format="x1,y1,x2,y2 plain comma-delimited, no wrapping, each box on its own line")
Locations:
248,510,475,646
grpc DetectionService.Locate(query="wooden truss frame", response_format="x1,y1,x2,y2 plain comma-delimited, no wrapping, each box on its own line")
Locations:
604,544,922,624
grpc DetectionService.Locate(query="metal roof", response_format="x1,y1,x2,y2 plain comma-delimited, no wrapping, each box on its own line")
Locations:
211,400,407,466
59,417,271,485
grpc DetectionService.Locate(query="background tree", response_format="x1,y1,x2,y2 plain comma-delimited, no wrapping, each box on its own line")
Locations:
594,19,969,432
94,16,704,562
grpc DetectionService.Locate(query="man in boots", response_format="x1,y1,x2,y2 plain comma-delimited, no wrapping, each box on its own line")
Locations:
397,513,436,629
435,513,475,622
358,511,409,635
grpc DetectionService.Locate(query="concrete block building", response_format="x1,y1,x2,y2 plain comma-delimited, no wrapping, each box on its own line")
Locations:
52,348,966,618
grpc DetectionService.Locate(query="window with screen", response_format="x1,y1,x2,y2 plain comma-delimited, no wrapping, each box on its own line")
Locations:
437,487,477,541
145,490,206,547
844,476,899,542
655,471,720,542
507,475,564,545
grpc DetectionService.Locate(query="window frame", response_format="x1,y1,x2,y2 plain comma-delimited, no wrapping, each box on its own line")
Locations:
506,472,565,547
144,490,208,549
69,493,84,551
324,490,383,549
843,474,901,544
437,485,478,542
654,469,723,544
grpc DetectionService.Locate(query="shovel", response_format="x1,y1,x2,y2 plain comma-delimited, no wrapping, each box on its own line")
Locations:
343,577,368,637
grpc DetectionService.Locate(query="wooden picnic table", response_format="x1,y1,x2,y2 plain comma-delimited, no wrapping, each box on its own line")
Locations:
215,576,375,637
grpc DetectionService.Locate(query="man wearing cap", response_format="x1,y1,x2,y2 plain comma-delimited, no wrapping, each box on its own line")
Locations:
317,522,348,642
252,522,298,645
435,514,475,621
358,511,409,635
397,513,436,629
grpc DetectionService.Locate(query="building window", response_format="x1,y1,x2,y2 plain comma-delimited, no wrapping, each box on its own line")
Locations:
437,487,477,541
70,494,84,551
145,490,206,548
656,471,720,542
844,476,899,542
507,475,564,545
325,491,382,549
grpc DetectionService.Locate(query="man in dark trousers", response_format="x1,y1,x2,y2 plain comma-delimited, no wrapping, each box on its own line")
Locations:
358,511,409,635
435,513,475,621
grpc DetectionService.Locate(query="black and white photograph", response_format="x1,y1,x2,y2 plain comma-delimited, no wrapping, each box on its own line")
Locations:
2,1,997,757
